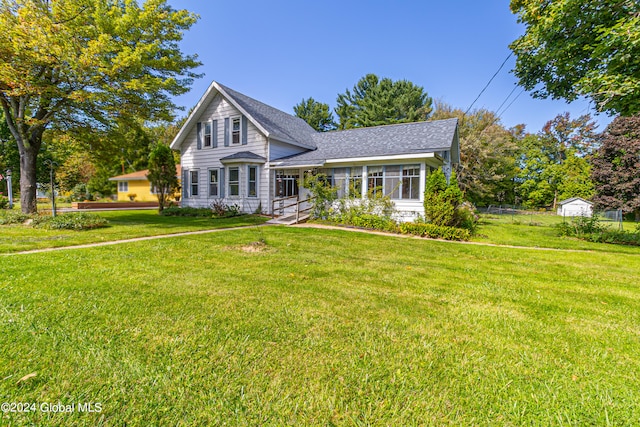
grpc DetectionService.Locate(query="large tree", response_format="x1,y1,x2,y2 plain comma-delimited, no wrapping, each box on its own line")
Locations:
510,0,640,115
335,74,432,130
591,115,640,220
0,0,200,213
431,103,519,206
293,97,336,132
516,113,597,209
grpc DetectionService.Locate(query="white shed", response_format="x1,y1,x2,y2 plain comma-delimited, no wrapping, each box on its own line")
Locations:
557,197,593,217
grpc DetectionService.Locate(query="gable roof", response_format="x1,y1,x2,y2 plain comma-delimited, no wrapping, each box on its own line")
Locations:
558,197,593,206
109,165,182,182
170,81,316,151
272,119,459,167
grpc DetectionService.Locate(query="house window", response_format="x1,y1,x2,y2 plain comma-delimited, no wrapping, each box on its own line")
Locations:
190,170,199,196
228,167,239,196
204,122,212,147
333,168,347,198
402,166,420,200
348,167,362,197
275,169,299,197
367,166,383,197
209,169,219,197
248,166,258,197
232,118,241,144
118,182,128,192
385,166,401,199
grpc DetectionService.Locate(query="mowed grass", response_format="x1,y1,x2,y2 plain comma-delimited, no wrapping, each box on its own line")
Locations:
473,213,640,254
0,210,269,253
1,226,639,426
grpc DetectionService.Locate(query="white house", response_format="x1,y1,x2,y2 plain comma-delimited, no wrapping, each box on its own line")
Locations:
557,197,593,217
170,81,460,220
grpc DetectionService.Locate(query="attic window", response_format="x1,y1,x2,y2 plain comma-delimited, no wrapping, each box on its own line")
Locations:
204,122,212,147
232,118,240,144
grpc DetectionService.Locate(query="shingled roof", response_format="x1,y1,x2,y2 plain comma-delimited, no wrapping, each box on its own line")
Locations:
273,119,459,167
217,83,317,149
171,82,459,165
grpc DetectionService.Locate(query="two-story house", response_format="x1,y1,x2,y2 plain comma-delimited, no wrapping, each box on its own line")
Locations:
170,81,460,220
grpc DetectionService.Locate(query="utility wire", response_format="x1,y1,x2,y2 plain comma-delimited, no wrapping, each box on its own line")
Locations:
464,53,513,116
497,88,525,120
495,84,519,117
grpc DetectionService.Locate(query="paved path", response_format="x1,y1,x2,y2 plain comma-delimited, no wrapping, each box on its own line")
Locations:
2,224,270,256
293,223,595,252
4,222,596,256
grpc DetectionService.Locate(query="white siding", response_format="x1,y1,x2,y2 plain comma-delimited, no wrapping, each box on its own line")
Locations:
180,95,269,213
269,140,308,161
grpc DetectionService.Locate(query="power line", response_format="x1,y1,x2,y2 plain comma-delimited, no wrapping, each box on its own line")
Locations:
495,84,519,117
497,88,525,120
464,53,513,116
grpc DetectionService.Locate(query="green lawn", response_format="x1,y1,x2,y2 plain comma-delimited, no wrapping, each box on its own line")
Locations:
473,213,640,254
0,210,269,253
1,226,639,425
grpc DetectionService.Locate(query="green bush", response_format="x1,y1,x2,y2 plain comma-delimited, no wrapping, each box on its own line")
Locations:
161,206,212,217
161,203,243,218
32,213,109,230
0,195,8,209
346,214,399,233
399,222,471,241
557,215,640,246
424,169,477,231
0,211,31,225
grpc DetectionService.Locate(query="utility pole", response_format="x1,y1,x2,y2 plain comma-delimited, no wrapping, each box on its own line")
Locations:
44,160,58,217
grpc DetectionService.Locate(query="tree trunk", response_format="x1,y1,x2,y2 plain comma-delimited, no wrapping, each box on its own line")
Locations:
20,146,38,214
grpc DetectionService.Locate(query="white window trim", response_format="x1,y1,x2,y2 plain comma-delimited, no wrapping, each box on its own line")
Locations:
247,166,258,198
231,116,241,145
204,121,212,148
118,182,129,192
208,168,219,198
228,166,240,197
190,169,200,197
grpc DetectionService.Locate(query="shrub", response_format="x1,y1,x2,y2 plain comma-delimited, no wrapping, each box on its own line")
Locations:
399,222,471,241
32,213,109,230
557,215,640,246
0,195,8,209
347,214,399,233
160,203,243,218
424,169,477,231
160,206,212,217
0,211,31,225
302,172,338,219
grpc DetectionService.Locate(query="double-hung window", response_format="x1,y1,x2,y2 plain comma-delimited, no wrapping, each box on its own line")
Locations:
190,170,199,196
209,169,219,197
348,167,363,197
232,118,241,144
118,182,128,192
367,166,384,197
384,166,401,199
248,166,257,197
229,167,240,196
204,122,212,147
402,166,420,200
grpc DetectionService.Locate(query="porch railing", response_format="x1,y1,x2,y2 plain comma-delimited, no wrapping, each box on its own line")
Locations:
271,194,315,223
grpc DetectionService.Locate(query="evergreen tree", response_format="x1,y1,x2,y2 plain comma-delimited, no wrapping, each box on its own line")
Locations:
335,74,432,129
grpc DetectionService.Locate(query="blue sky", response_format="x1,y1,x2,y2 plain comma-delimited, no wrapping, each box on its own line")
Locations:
167,0,611,133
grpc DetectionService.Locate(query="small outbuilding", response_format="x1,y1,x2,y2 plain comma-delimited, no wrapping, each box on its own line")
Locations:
557,197,593,217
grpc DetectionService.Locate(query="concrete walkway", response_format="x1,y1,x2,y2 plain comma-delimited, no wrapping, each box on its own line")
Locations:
292,223,596,253
2,224,270,256
4,221,597,257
